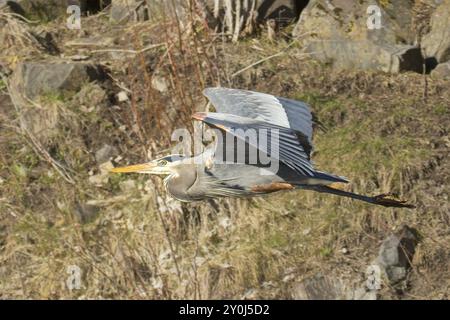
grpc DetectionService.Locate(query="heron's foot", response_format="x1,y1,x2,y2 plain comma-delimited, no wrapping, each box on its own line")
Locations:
372,193,415,208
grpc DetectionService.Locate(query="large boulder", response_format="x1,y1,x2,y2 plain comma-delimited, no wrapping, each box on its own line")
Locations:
371,225,420,288
8,61,107,143
290,273,377,300
293,0,417,45
422,0,450,63
10,61,105,144
305,40,423,73
293,0,423,73
290,274,348,300
431,61,450,80
11,61,106,99
110,0,148,22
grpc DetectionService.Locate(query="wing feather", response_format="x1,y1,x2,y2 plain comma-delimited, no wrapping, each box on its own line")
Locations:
193,112,315,177
203,87,314,147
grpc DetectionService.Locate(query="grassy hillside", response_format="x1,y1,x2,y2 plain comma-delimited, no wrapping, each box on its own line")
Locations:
0,6,449,299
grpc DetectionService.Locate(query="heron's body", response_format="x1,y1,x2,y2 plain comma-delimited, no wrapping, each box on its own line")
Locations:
164,159,347,202
111,87,414,208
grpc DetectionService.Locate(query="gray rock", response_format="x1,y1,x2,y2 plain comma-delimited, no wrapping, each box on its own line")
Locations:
151,75,169,93
431,61,450,80
74,203,100,224
293,0,416,44
292,226,420,300
350,287,377,300
373,225,420,286
291,273,347,300
422,0,450,63
95,144,118,164
305,40,423,73
110,0,148,23
8,61,106,144
11,61,106,99
293,0,421,73
291,273,378,300
116,91,129,102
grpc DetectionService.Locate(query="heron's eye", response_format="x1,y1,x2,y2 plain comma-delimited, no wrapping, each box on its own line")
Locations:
157,160,168,167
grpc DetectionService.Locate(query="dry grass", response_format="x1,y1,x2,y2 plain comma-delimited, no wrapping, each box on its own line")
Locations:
0,4,449,300
0,11,45,69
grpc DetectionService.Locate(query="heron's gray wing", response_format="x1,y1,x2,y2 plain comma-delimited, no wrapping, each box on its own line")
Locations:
193,112,315,177
203,87,313,145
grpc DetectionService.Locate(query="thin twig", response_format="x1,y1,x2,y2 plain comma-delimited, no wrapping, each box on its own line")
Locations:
152,197,182,282
91,42,165,54
1,74,75,184
231,42,310,78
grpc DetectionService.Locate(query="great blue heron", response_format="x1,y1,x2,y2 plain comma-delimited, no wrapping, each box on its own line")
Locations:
111,87,413,208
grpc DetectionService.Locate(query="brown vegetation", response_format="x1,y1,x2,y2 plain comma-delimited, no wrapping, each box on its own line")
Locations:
0,2,448,299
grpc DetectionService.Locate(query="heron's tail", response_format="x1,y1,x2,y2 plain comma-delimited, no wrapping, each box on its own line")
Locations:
305,185,415,208
311,170,349,184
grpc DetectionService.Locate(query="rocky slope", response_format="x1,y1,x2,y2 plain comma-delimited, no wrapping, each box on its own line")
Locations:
0,0,448,299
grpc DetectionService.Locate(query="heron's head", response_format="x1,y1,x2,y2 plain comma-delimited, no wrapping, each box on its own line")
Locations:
110,154,186,176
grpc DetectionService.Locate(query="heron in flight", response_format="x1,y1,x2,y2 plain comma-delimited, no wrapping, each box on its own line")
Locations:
111,87,413,208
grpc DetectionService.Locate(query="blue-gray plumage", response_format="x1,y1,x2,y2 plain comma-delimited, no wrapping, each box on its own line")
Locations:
111,87,414,208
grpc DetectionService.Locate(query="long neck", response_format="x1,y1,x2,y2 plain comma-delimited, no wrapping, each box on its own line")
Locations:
164,164,197,202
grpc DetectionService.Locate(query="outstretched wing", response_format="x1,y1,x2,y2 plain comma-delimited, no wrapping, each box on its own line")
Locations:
192,112,315,177
203,87,314,146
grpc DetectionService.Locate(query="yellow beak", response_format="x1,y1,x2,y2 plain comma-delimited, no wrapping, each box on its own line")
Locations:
110,163,156,173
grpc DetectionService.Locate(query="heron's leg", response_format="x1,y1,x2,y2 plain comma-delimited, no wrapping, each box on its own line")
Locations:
307,185,415,208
